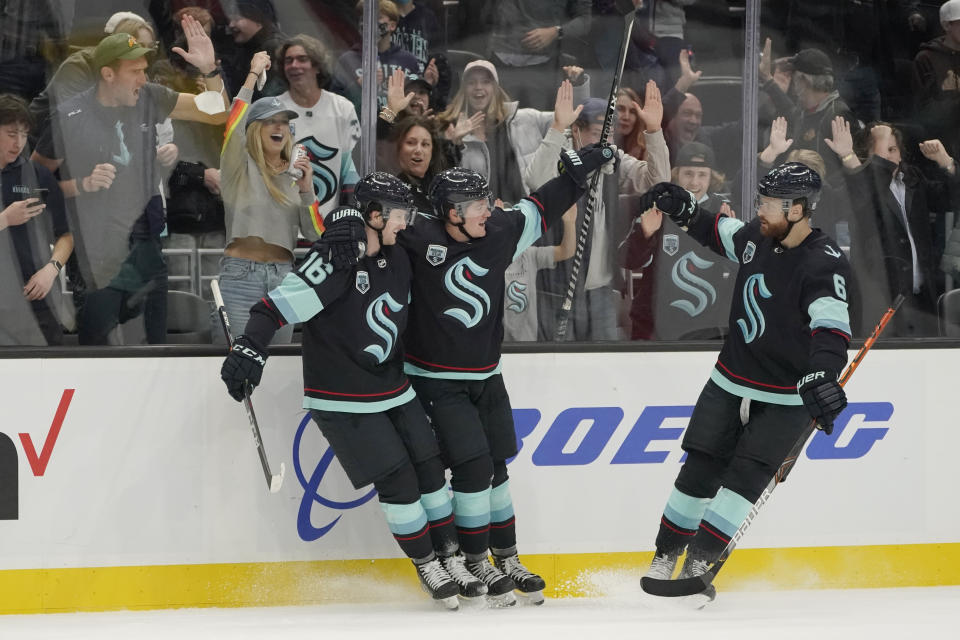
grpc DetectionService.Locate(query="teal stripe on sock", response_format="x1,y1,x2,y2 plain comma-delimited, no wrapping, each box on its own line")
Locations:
490,481,514,523
453,488,491,529
380,501,428,536
662,487,711,530
420,487,453,521
702,487,753,538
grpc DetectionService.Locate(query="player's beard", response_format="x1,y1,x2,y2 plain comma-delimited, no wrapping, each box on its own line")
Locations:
759,215,788,240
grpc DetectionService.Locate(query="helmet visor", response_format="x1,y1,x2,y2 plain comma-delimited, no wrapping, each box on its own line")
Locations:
383,202,417,226
754,193,789,214
455,196,494,219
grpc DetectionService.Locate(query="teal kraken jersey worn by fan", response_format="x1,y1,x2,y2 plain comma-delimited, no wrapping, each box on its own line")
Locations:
686,213,853,405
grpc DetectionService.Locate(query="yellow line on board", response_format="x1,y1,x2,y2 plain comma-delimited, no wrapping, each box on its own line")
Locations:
0,543,957,615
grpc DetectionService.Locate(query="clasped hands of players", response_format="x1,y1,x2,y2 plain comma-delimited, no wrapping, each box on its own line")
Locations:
642,182,702,227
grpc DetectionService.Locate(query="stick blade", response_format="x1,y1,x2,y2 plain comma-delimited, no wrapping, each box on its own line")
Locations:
641,572,714,598
269,463,285,493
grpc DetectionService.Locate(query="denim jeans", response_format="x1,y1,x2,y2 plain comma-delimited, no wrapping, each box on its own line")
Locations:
212,256,294,345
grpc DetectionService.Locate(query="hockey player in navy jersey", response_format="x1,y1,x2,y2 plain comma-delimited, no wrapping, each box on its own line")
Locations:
219,173,485,609
395,144,619,606
639,163,853,600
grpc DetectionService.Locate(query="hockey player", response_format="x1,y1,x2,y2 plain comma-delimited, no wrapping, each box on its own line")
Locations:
219,173,481,609
640,163,852,600
396,144,619,606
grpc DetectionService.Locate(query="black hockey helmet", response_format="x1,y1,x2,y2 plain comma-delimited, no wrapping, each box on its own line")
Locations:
757,161,821,213
355,172,417,225
427,167,494,219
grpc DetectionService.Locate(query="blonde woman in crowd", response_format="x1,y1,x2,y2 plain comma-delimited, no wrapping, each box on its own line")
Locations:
215,51,323,343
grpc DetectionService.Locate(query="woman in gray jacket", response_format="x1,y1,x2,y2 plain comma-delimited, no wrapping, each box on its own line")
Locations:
436,59,589,206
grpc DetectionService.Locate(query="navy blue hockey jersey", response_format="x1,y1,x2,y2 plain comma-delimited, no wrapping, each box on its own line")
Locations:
397,199,546,379
686,213,853,404
264,240,416,413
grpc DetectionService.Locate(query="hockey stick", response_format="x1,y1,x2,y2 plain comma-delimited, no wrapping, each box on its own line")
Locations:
641,294,905,597
553,17,634,341
210,279,285,493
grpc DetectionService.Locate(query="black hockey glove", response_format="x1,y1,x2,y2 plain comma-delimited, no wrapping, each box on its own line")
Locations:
797,370,847,435
221,335,268,402
649,182,701,227
317,208,367,270
557,143,620,189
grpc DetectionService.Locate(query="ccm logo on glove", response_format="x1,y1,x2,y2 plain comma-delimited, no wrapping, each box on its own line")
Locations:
232,343,265,366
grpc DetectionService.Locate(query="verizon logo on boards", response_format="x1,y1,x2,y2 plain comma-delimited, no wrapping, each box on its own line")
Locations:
0,389,74,520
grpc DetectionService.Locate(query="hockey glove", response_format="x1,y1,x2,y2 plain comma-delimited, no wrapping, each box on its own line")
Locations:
221,335,268,402
649,182,701,227
797,370,847,435
317,207,367,270
558,143,620,189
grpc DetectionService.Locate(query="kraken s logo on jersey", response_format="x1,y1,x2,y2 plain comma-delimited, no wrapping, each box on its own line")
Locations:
443,257,491,327
662,234,679,257
742,241,756,264
506,281,528,313
363,293,403,364
736,273,772,343
299,137,339,206
669,251,717,317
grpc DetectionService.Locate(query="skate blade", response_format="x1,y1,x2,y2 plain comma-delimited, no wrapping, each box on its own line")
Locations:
517,589,544,605
640,584,716,611
485,591,518,608
437,595,460,611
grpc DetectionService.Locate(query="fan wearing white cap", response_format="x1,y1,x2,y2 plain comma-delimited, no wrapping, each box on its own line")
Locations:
436,58,590,207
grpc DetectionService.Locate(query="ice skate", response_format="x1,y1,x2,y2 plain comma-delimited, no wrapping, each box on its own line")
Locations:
465,556,517,608
493,552,546,605
676,554,717,609
414,557,460,610
644,551,680,581
440,553,487,598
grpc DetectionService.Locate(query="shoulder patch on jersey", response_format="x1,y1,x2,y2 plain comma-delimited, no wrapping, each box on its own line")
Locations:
426,244,447,266
355,270,370,294
377,257,387,268
743,241,756,263
662,233,679,256
823,245,842,258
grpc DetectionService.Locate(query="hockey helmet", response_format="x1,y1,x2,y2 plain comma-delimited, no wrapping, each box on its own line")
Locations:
355,172,417,225
428,167,494,219
756,161,821,213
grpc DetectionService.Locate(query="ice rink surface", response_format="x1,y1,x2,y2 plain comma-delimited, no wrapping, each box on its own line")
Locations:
2,586,957,640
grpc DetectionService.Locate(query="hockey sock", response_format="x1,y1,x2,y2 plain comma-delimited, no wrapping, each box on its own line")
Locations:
421,487,458,557
452,488,492,556
380,500,434,561
488,478,517,550
655,487,711,554
691,487,754,560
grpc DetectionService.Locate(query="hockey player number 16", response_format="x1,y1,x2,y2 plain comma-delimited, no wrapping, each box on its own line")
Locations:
299,252,334,286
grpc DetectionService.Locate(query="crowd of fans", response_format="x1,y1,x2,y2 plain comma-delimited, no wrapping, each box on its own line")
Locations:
2,0,959,347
